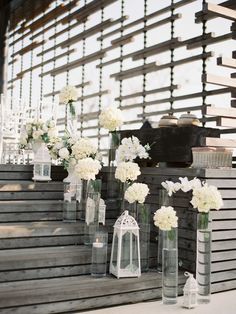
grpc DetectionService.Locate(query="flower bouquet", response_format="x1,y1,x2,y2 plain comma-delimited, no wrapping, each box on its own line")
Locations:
59,85,78,132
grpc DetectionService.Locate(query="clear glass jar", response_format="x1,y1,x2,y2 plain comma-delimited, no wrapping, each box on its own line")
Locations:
91,231,108,277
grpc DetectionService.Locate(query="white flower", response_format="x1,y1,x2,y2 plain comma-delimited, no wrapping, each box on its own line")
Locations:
19,136,27,146
32,130,43,140
74,157,102,180
48,128,57,139
116,136,149,163
59,85,78,104
115,162,141,183
59,147,70,160
125,183,149,204
179,177,202,192
99,106,123,131
55,140,64,150
161,180,181,197
71,138,97,160
190,183,223,213
153,206,178,231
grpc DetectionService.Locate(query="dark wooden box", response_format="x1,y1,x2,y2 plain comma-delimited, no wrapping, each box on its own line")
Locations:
119,125,220,167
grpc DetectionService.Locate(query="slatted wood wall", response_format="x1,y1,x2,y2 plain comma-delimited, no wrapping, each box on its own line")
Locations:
4,0,236,153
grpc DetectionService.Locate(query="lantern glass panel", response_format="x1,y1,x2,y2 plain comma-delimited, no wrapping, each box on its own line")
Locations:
111,234,118,268
35,164,41,176
43,164,50,177
120,231,139,270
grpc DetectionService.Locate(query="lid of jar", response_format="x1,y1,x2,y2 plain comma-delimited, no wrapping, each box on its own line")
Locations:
158,112,178,127
178,111,201,126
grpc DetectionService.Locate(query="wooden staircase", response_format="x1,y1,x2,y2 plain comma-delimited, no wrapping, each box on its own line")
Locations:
0,165,165,314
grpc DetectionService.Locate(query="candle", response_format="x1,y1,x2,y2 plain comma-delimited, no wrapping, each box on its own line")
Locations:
93,238,104,248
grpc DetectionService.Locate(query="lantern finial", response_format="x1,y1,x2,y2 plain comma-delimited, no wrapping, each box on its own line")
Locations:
183,271,198,308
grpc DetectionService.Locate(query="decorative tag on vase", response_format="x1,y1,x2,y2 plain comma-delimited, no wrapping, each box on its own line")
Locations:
99,198,106,225
86,197,95,225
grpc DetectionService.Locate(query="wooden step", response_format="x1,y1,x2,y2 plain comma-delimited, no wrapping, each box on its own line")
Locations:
0,222,86,249
0,272,185,314
0,200,63,222
0,181,64,192
0,165,66,181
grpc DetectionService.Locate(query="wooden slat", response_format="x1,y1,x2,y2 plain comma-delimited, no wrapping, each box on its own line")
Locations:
187,32,232,50
203,2,236,21
60,0,118,25
203,73,236,89
217,117,236,127
40,51,106,77
203,105,236,118
217,57,236,69
77,90,110,101
11,40,46,58
200,137,236,147
114,85,179,101
111,14,181,46
137,105,204,118
60,19,113,48
16,48,76,78
44,81,91,98
97,0,195,41
195,0,236,23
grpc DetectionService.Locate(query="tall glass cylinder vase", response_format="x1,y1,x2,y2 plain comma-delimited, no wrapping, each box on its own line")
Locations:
77,179,89,221
130,202,150,272
65,101,77,134
119,181,130,214
63,183,77,222
157,189,173,272
107,131,120,199
84,191,100,245
162,227,178,305
196,212,212,304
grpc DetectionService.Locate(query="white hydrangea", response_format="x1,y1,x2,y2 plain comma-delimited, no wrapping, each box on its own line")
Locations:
99,106,123,131
124,183,149,204
161,180,181,197
74,157,102,180
59,85,78,104
115,162,141,183
116,136,150,163
71,138,97,160
190,183,223,213
59,147,70,160
32,129,44,140
153,206,178,231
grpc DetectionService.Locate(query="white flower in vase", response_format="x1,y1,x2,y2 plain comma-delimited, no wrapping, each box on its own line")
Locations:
179,177,202,192
74,157,102,180
124,183,150,204
153,206,178,231
71,137,97,160
59,147,70,160
161,180,181,197
190,183,223,213
99,106,123,131
116,136,150,163
59,85,78,104
115,161,141,183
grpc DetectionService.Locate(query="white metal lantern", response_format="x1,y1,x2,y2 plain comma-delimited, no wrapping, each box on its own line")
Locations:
32,143,52,181
109,210,141,278
183,272,198,309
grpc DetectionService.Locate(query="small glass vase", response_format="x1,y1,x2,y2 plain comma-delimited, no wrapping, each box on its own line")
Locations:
84,190,100,245
91,231,108,277
196,212,212,304
157,189,173,272
63,183,77,222
162,227,178,305
129,202,150,272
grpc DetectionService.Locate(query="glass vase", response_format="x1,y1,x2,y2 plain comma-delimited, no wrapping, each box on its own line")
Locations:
106,131,120,199
129,202,150,271
84,190,100,245
196,212,212,304
119,181,130,214
157,189,173,272
162,227,178,304
91,231,108,277
63,183,77,222
77,179,89,221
